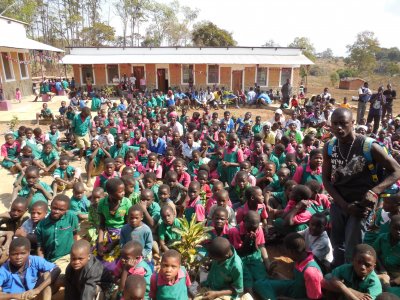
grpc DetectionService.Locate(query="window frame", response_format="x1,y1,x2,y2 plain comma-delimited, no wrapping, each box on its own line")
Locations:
256,67,268,87
106,64,120,84
279,67,292,87
181,64,194,85
207,64,220,85
18,53,29,79
80,64,96,85
1,52,15,82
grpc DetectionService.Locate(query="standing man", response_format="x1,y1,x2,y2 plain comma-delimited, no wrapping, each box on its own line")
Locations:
281,78,292,108
367,86,385,135
322,108,400,267
356,82,372,124
383,83,396,121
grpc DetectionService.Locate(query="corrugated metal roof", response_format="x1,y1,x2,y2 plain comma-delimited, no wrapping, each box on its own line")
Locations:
61,54,313,65
0,37,64,52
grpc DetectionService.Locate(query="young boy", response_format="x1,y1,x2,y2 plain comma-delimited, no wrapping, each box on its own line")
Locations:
323,244,382,300
139,189,161,230
158,206,181,253
120,205,153,262
255,232,323,300
123,275,147,300
36,102,55,124
52,156,82,196
149,250,191,300
65,239,114,300
0,237,61,300
184,181,205,223
199,237,244,300
18,166,53,208
36,194,79,273
70,182,90,221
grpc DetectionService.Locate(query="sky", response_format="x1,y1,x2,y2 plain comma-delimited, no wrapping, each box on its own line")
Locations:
107,0,400,56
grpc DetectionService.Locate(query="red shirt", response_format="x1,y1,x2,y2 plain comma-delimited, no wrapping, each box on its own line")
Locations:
236,202,268,224
149,268,191,299
296,253,323,299
228,222,265,250
284,200,312,225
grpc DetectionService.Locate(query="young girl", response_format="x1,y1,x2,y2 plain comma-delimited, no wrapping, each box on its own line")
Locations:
97,178,132,270
145,152,163,179
129,129,147,150
137,141,151,167
172,158,191,189
220,133,244,184
93,158,119,189
21,128,41,159
1,133,21,173
161,147,176,177
15,87,22,103
38,141,59,175
292,148,323,185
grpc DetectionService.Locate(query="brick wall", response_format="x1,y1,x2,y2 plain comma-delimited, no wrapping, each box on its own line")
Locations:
292,67,300,90
244,66,256,90
119,64,131,77
169,64,181,87
94,64,106,86
220,67,231,89
73,65,80,85
146,64,156,90
195,64,207,87
269,68,280,87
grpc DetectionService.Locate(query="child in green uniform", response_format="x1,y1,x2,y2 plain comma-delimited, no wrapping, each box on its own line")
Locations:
85,139,111,186
251,116,262,135
187,150,204,179
140,188,161,230
38,142,59,175
149,250,192,300
267,180,297,219
228,171,251,208
69,182,90,222
374,215,400,296
51,156,82,195
323,244,382,299
199,237,244,300
270,143,286,170
86,187,104,244
121,175,140,205
220,133,244,185
158,206,181,253
1,133,21,173
90,94,101,112
255,232,323,300
110,135,130,159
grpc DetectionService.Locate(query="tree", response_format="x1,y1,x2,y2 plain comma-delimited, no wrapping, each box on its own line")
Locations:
346,31,380,75
330,72,339,87
80,22,115,46
289,37,316,61
192,21,236,47
263,39,279,47
320,48,334,59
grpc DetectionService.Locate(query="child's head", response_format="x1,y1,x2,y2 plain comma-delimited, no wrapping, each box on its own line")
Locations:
290,185,312,203
165,170,178,186
128,205,144,228
276,167,290,185
284,180,297,198
285,153,296,167
50,194,70,221
212,180,224,194
235,171,249,189
9,237,31,268
139,141,148,153
244,211,260,233
59,155,70,170
4,133,14,145
160,250,181,281
21,145,33,157
125,150,136,163
191,150,201,163
148,152,158,167
43,141,53,154
106,178,125,202
9,197,27,221
25,166,40,187
304,180,323,198
158,184,171,203
121,240,143,263
140,189,154,208
309,149,323,170
212,207,228,230
383,193,400,216
143,172,157,189
284,232,307,261
70,239,91,271
308,213,328,237
30,201,47,224
215,190,230,207
72,182,86,200
161,205,175,226
263,161,276,178
188,181,200,201
208,237,232,262
245,186,264,210
197,170,208,186
121,175,136,196
172,158,185,175
104,158,116,176
352,244,376,280
273,144,285,156
33,127,42,138
91,187,104,206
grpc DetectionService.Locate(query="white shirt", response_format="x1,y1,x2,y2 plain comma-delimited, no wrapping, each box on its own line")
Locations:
182,142,200,159
130,76,136,84
302,228,333,263
168,121,184,136
98,134,114,147
247,90,257,102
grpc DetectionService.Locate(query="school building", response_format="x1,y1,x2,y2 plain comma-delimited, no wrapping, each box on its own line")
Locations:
61,47,313,92
0,16,63,102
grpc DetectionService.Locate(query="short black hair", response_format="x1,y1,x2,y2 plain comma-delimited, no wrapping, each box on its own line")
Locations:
353,244,376,260
376,292,400,300
105,178,124,195
143,172,157,181
71,239,90,253
129,204,143,215
104,158,115,166
309,148,323,159
30,200,48,212
208,237,231,259
162,249,181,263
212,206,229,219
121,175,136,186
10,237,31,251
284,233,306,254
158,184,170,193
53,194,70,205
25,166,39,176
305,180,323,194
291,185,312,202
12,197,28,209
124,275,147,294
122,240,143,257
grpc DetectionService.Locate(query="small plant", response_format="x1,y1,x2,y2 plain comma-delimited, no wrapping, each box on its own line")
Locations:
103,86,115,98
8,115,19,131
170,215,213,279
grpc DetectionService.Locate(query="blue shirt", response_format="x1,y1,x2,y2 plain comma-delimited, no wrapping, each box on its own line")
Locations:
223,118,235,133
55,82,62,91
0,256,55,293
258,93,272,104
120,223,153,259
148,138,166,155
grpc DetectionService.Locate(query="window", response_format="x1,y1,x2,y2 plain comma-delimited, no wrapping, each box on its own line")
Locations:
208,65,219,84
18,53,28,79
182,64,194,84
1,52,14,80
280,68,292,86
256,67,268,86
81,65,94,85
107,64,119,84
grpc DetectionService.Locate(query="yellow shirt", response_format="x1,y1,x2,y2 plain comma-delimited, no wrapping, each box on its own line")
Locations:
263,132,276,145
340,103,351,109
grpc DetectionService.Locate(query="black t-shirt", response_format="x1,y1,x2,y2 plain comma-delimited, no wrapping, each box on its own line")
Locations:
383,89,396,104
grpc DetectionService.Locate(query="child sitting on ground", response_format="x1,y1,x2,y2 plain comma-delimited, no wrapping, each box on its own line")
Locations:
158,206,182,253
1,133,20,173
139,188,161,231
207,189,236,227
0,237,61,300
207,207,231,241
323,244,382,299
86,187,104,244
70,182,90,222
65,239,114,300
158,184,176,214
198,237,244,300
236,186,268,229
292,149,323,185
51,156,82,196
255,232,323,300
184,181,205,223
85,139,111,186
93,158,119,189
114,241,152,298
36,102,55,124
38,141,59,175
18,166,53,208
149,250,192,300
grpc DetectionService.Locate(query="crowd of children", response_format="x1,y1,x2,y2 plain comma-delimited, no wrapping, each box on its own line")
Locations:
1,84,400,300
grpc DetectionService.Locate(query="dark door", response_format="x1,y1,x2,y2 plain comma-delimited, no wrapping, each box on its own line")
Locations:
232,70,243,93
132,66,144,89
157,69,166,92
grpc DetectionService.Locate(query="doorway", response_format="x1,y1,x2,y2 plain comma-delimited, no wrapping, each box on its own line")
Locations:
132,66,144,89
232,70,243,93
157,68,168,92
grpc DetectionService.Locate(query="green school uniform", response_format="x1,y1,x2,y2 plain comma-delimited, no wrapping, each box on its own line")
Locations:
221,148,240,184
18,181,52,209
155,266,188,300
147,202,161,224
150,184,160,203
242,249,267,288
86,148,105,167
299,164,323,185
40,150,59,167
373,233,400,277
53,165,76,179
1,144,19,169
158,218,181,244
228,184,250,205
25,139,41,159
187,160,204,178
252,124,262,135
72,114,90,136
109,143,129,159
137,259,152,299
36,211,79,262
70,195,91,216
97,196,132,229
270,152,285,170
255,258,321,300
128,192,140,205
272,191,288,208
91,97,101,111
328,264,382,299
203,248,244,297
47,131,60,147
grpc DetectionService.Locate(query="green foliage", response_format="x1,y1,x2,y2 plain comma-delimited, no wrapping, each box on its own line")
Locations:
289,37,316,62
192,21,237,47
336,68,358,79
319,48,334,60
376,47,400,62
346,31,380,75
330,72,340,87
80,22,115,46
376,61,400,76
103,86,115,97
8,115,19,131
170,215,213,277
